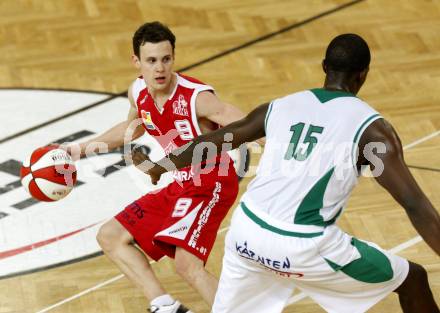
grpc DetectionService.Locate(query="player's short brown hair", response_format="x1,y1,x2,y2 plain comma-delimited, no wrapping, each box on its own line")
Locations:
132,21,176,57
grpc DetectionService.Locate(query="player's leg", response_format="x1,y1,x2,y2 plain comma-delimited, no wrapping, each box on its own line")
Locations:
212,238,295,313
97,218,166,300
154,165,239,305
156,186,232,306
174,247,218,304
394,261,439,313
98,191,193,312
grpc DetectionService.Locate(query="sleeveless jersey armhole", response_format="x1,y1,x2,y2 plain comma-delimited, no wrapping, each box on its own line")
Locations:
189,86,215,136
264,100,275,136
351,114,383,174
131,78,147,110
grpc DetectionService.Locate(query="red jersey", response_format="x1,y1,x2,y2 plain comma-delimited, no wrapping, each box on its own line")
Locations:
117,74,239,262
132,73,229,181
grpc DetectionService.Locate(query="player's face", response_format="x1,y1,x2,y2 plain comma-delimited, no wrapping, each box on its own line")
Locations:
134,41,175,91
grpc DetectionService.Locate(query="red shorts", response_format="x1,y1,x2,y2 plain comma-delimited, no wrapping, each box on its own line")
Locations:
115,162,238,262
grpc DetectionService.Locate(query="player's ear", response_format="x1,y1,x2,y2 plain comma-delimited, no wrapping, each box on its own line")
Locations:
358,67,369,84
322,60,327,73
361,67,369,79
132,54,141,69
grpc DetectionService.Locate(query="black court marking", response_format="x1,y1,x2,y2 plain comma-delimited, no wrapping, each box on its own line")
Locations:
178,0,365,72
0,87,117,95
408,165,440,173
0,91,126,145
0,0,364,144
12,181,86,210
0,251,104,280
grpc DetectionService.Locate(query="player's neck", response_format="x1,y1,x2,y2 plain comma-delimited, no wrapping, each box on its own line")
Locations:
148,73,177,104
323,83,353,94
324,73,359,95
323,79,357,95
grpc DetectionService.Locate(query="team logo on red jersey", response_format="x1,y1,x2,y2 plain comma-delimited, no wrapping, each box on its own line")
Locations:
172,95,189,116
141,110,156,130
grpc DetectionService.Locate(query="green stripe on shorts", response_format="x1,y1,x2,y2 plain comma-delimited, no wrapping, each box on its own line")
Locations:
325,238,394,283
241,202,323,238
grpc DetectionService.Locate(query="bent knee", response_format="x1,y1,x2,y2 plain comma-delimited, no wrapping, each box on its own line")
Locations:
97,219,132,251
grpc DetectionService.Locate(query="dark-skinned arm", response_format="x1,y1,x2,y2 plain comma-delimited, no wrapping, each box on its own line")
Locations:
359,119,440,255
147,103,269,183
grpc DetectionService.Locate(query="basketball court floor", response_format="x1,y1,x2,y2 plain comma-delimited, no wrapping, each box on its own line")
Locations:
0,1,439,312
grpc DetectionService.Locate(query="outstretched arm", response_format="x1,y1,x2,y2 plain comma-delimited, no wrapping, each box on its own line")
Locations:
360,119,440,255
148,103,269,182
195,91,266,146
64,84,145,159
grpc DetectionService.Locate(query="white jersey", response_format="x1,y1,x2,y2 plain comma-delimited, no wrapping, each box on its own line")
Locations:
215,88,409,313
241,88,381,233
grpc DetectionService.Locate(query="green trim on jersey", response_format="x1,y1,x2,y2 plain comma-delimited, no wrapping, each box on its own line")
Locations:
325,238,394,283
241,202,323,238
351,113,381,168
310,88,356,103
353,113,381,144
294,167,335,226
264,101,274,135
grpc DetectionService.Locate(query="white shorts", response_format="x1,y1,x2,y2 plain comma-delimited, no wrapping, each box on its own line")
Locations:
212,203,409,313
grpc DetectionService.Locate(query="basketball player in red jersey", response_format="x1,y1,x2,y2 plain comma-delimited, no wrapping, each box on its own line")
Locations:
69,22,246,313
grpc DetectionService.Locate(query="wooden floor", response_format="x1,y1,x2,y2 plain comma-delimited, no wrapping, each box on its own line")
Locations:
1,0,439,312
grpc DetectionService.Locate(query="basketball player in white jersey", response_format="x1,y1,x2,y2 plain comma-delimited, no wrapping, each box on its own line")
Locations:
66,22,248,313
147,34,440,313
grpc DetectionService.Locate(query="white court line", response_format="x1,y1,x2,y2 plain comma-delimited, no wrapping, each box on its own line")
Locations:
402,130,440,150
389,236,422,255
217,226,229,234
35,274,126,313
35,226,230,313
35,130,439,313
